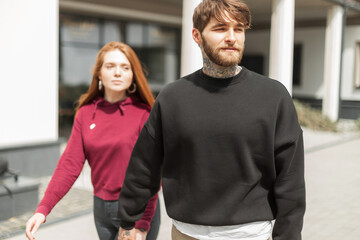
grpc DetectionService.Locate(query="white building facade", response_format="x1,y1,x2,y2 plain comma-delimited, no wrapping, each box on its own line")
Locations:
1,0,360,175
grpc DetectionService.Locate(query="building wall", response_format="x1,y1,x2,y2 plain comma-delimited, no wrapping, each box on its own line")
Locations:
292,27,326,99
0,0,59,148
246,25,360,103
244,29,271,76
342,25,360,101
59,0,182,25
0,1,359,155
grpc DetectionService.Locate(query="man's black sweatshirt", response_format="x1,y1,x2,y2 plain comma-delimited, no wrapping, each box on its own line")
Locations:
118,67,306,240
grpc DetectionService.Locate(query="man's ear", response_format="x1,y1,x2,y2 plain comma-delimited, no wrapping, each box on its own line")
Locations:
192,28,202,46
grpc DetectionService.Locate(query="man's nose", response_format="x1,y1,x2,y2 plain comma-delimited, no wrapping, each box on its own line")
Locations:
224,29,236,44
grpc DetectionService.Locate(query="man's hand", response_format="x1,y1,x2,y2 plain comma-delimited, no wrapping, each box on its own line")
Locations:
25,213,46,240
118,227,148,240
118,227,136,240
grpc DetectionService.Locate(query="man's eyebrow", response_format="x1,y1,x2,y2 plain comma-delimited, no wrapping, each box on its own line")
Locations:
211,22,245,28
211,23,227,28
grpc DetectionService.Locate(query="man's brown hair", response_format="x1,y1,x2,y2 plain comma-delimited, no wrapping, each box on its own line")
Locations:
193,0,251,32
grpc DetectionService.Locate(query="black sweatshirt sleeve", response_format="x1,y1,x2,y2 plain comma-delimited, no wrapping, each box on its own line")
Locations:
118,101,163,230
273,132,305,239
272,92,306,240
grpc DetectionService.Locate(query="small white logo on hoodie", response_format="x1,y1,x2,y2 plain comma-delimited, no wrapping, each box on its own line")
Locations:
90,123,96,130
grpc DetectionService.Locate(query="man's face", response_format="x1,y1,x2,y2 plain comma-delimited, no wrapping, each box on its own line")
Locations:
198,15,245,67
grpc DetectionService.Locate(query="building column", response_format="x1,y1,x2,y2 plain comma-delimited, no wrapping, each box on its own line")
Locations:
0,0,60,176
269,0,295,94
0,0,59,147
180,0,202,77
322,6,345,122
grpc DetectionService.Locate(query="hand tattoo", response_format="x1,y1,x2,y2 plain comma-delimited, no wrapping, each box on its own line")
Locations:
119,230,131,239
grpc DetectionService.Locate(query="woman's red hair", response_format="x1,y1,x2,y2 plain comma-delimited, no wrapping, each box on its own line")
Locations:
75,41,154,113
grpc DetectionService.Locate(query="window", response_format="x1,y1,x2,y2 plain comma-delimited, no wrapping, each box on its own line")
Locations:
126,23,180,87
59,15,102,137
293,44,302,87
241,55,264,75
58,14,181,137
60,15,125,87
355,42,360,89
61,16,100,44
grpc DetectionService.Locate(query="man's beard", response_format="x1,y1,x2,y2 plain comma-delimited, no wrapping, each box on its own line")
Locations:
202,37,243,67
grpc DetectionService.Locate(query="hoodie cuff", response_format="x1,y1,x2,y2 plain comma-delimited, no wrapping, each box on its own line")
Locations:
35,205,51,217
135,220,151,231
34,205,50,223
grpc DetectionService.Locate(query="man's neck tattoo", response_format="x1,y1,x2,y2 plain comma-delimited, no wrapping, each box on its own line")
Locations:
202,54,241,79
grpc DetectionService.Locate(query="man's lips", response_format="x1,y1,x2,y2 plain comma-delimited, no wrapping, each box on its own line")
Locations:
221,47,239,52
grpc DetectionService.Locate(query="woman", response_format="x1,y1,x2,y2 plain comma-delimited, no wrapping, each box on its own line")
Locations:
25,41,160,240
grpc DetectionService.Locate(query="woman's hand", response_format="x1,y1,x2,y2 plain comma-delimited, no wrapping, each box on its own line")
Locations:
135,228,147,240
25,213,46,240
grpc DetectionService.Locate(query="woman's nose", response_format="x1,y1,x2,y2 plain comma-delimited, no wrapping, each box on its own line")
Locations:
115,66,121,76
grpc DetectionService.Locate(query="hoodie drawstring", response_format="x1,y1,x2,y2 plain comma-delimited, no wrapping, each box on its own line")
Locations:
92,99,101,120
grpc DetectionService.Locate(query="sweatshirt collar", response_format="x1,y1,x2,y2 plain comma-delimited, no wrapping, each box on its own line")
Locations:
197,66,247,88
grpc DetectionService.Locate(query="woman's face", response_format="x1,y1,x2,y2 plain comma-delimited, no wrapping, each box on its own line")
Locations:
99,49,133,100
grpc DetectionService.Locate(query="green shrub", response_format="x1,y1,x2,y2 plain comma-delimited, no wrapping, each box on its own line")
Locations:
356,117,360,130
293,100,338,132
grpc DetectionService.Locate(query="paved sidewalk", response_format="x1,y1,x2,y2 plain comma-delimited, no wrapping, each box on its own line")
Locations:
2,127,360,240
1,190,171,240
302,130,360,239
0,177,94,239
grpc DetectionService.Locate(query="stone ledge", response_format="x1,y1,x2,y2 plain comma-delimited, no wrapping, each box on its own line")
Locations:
0,176,40,221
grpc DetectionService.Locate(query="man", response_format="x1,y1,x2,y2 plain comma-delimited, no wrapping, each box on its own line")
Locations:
117,0,305,239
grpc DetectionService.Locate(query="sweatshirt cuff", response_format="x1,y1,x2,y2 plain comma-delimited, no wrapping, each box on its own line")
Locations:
135,220,151,231
120,221,136,230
